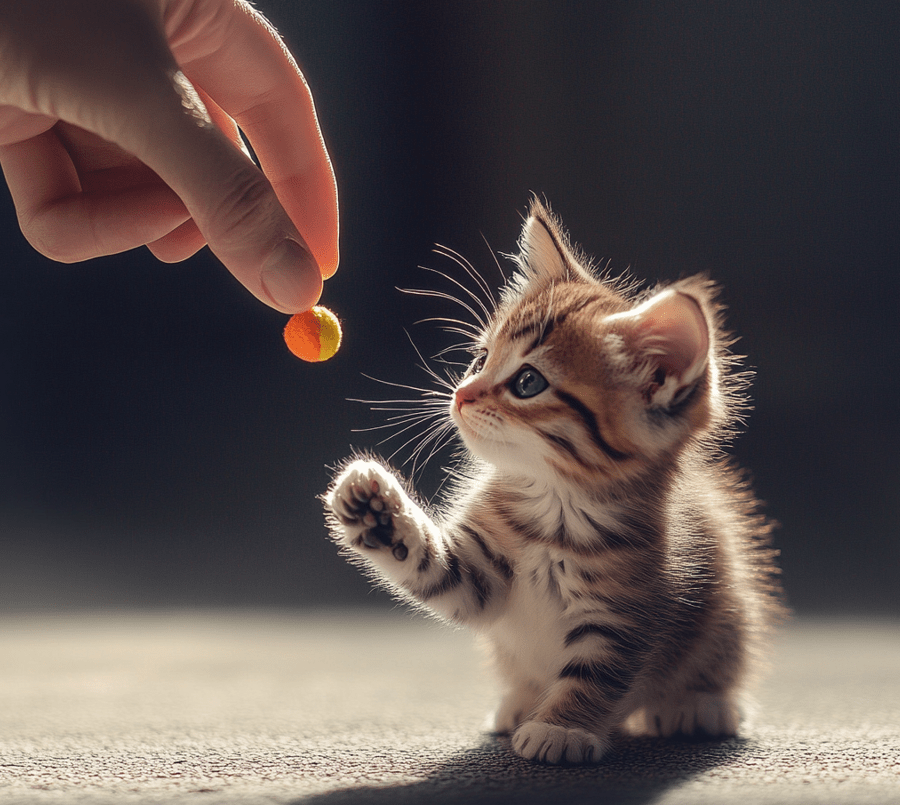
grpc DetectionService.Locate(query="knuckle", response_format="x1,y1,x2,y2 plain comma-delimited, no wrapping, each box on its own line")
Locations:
203,167,281,250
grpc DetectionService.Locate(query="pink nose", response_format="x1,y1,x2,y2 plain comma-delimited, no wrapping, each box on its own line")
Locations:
454,380,483,410
455,388,477,410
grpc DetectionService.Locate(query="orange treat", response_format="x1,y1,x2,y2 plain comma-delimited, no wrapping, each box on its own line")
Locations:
283,305,342,362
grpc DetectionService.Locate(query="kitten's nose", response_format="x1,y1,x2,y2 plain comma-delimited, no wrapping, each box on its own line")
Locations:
455,388,476,410
455,381,482,410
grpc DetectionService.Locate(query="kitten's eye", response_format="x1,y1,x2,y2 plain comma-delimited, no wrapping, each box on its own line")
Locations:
511,367,549,399
470,352,487,374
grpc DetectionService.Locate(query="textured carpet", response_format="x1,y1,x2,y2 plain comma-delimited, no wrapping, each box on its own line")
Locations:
0,610,897,804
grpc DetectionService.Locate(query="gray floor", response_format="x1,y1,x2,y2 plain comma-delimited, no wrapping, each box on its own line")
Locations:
0,610,897,804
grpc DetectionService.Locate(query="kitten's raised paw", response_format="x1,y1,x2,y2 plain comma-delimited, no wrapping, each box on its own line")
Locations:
511,721,607,765
326,460,408,560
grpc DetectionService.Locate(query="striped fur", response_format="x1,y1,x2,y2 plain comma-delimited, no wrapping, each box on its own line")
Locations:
324,200,784,765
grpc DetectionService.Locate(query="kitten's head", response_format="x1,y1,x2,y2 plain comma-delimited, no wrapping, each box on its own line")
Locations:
450,200,738,484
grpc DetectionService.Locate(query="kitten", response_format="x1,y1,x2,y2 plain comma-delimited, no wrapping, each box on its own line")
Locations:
324,200,783,765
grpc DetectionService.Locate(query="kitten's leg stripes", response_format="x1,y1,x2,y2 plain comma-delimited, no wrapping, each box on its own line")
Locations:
326,459,509,622
510,654,636,764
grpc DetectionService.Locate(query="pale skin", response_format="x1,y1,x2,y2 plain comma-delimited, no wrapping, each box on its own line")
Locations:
0,0,339,313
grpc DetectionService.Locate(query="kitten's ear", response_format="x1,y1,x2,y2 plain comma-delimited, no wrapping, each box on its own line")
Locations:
513,201,591,293
608,289,711,408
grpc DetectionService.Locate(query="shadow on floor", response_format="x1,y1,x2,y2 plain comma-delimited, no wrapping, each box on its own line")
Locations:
294,732,750,805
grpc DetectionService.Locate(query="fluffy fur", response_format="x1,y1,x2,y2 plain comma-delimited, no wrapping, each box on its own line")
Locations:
323,200,783,765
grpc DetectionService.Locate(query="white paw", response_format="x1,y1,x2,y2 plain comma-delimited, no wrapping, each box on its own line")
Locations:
485,683,541,735
488,687,540,734
488,704,522,736
694,692,740,736
326,460,409,560
511,721,607,765
639,693,741,737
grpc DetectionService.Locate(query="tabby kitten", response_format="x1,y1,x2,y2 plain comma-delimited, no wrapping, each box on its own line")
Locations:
324,200,783,765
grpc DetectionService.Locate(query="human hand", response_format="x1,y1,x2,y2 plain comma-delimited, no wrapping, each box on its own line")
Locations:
0,0,338,313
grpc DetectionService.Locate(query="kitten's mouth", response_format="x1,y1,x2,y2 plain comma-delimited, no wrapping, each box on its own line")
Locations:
454,411,496,443
453,414,481,442
451,407,471,431
454,416,519,459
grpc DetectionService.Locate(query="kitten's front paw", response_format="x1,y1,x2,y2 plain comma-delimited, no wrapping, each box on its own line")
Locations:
326,460,409,561
511,721,607,765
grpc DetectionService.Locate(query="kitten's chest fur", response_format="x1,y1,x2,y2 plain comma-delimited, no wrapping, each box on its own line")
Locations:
489,550,570,684
464,471,662,664
466,469,643,558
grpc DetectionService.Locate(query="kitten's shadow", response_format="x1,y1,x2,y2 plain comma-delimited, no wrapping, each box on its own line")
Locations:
292,733,750,805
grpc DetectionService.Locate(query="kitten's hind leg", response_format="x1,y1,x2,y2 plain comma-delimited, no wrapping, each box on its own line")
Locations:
488,682,542,735
626,692,741,738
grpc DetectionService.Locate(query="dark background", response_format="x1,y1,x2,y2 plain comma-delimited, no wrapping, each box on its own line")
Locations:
0,1,896,614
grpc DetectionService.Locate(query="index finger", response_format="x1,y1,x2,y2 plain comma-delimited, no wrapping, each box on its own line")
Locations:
171,2,339,278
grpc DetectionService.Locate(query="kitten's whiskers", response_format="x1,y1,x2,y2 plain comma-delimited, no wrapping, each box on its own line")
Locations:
434,243,498,311
349,247,502,480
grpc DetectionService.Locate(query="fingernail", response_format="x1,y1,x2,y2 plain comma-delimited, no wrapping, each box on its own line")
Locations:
261,239,323,312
